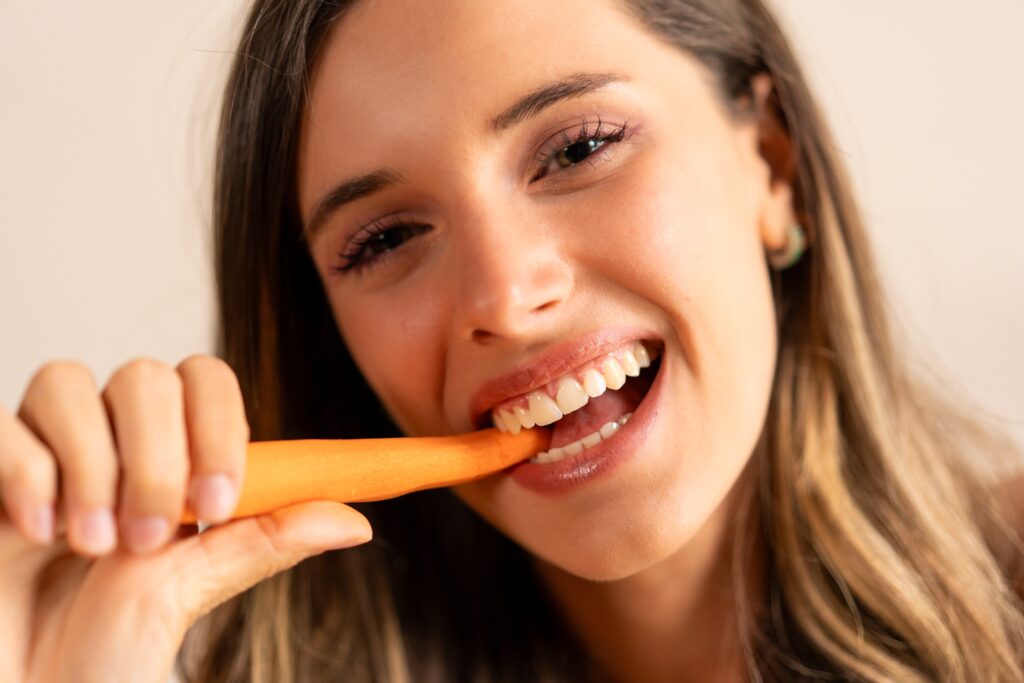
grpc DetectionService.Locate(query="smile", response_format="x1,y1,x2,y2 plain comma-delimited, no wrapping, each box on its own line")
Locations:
488,339,662,465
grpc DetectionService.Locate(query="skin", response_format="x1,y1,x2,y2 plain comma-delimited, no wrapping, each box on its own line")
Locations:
0,2,1020,682
0,357,371,683
297,0,793,680
0,0,794,680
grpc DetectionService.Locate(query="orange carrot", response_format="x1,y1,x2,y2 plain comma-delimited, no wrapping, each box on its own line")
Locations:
180,428,547,524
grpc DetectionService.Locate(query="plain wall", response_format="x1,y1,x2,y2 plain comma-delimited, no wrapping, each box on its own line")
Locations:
2,1,1022,448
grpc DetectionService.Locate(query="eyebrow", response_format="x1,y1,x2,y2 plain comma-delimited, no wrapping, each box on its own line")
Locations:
303,168,404,241
489,71,625,133
303,71,627,241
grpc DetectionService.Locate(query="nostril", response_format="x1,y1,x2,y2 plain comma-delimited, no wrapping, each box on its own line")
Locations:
471,329,494,344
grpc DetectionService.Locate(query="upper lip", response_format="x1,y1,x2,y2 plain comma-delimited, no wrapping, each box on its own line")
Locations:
468,327,660,429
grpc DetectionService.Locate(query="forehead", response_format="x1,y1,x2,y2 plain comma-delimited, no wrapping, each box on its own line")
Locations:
299,0,659,171
310,0,635,118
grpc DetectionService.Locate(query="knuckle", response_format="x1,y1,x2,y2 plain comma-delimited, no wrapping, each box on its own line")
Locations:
25,360,93,404
191,417,249,452
62,455,119,493
179,356,250,453
255,514,293,557
106,358,182,399
122,486,184,517
125,467,188,503
61,471,118,512
177,354,235,383
7,453,57,494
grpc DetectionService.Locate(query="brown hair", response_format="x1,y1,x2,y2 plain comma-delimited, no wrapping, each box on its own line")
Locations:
178,1,1024,680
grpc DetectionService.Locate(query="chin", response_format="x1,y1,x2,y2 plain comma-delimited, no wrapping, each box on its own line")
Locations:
505,448,758,585
528,497,712,581
542,535,687,583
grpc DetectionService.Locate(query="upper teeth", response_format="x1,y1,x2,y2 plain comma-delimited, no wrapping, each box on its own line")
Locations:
491,341,655,433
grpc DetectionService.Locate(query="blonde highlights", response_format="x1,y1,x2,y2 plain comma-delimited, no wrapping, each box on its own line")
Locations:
179,0,1024,680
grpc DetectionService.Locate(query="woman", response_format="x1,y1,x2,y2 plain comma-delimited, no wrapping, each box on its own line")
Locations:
1,0,1022,681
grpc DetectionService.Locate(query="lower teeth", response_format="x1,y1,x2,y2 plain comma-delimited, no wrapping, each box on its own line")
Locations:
529,412,633,464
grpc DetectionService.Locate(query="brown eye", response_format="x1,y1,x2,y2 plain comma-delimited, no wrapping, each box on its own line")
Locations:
533,120,628,182
554,138,606,168
334,221,432,274
359,223,428,259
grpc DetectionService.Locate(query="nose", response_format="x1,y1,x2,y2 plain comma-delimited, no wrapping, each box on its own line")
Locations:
453,207,573,344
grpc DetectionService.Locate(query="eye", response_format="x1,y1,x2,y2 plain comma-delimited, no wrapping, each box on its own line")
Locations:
331,218,431,275
331,118,631,276
532,118,629,182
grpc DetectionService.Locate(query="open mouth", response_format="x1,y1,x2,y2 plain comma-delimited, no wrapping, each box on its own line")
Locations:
489,340,663,464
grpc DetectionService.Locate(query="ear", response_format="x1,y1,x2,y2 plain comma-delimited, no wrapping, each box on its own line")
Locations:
745,73,797,253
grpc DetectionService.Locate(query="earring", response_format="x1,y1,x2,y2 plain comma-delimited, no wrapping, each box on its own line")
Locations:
768,222,807,270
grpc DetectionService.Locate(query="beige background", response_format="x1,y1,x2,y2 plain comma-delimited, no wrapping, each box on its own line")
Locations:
2,1,1022,448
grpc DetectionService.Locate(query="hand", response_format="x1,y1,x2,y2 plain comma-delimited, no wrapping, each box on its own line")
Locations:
0,355,372,683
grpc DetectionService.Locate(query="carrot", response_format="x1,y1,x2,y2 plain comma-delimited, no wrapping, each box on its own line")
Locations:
180,427,548,524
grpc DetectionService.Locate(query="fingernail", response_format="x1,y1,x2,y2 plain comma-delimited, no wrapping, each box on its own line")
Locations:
124,515,170,553
189,474,237,522
28,505,55,544
78,508,117,553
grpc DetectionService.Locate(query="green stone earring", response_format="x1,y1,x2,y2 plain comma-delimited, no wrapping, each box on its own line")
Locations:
768,222,807,270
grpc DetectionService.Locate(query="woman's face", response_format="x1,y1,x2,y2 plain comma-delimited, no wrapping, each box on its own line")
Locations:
298,0,792,581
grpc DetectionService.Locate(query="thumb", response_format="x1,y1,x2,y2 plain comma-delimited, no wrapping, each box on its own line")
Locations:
173,500,372,628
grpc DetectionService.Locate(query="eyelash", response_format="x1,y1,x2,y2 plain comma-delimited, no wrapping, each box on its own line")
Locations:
333,217,431,275
331,118,631,275
532,116,628,182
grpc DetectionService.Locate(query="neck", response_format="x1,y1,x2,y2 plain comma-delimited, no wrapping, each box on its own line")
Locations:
534,470,764,683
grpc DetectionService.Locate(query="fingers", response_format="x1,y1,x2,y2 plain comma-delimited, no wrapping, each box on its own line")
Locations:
102,359,189,553
0,403,57,546
6,354,249,558
17,362,120,556
176,355,248,524
0,427,70,591
173,501,372,629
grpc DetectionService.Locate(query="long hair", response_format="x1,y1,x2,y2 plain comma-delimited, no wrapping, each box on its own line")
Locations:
178,1,1024,680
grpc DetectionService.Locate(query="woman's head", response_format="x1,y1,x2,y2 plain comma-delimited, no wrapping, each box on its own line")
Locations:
204,1,1024,680
294,0,796,582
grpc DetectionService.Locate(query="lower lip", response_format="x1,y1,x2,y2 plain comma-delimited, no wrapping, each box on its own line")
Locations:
506,354,666,495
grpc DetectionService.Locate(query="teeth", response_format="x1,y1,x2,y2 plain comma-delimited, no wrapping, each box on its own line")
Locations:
620,349,641,377
563,440,584,457
602,358,627,390
528,412,633,464
581,368,607,398
491,341,657,433
555,377,588,414
513,405,535,430
528,391,563,427
633,342,651,368
498,409,520,434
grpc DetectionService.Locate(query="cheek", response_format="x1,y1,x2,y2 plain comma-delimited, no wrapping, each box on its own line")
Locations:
583,134,777,461
577,133,771,334
330,287,449,435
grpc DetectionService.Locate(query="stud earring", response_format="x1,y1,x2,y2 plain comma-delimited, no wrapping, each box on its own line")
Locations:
768,222,807,270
